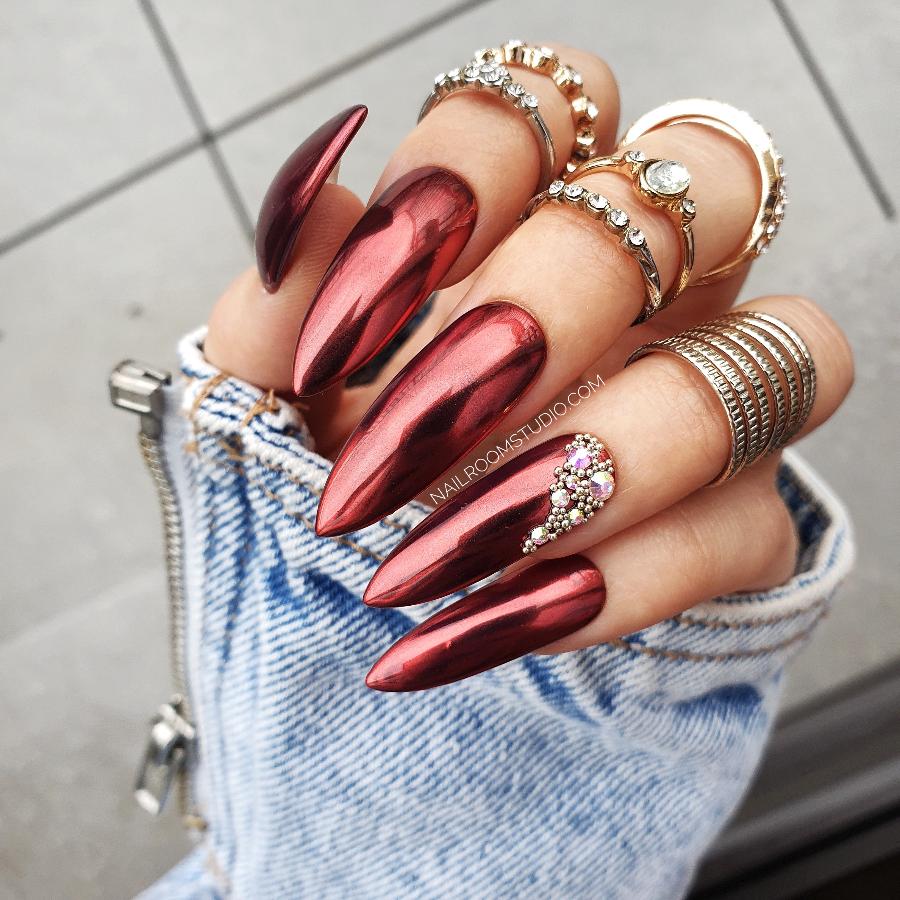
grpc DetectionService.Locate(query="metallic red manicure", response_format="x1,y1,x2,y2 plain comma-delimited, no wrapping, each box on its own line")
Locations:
366,556,606,691
364,435,573,607
292,166,477,395
316,302,547,536
255,105,367,293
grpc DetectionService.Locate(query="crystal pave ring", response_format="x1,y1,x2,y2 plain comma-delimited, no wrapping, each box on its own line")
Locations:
472,40,600,173
523,434,616,554
623,99,787,283
568,151,697,321
521,179,666,324
421,60,556,192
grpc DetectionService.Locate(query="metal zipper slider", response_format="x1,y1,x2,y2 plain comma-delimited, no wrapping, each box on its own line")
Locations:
134,695,196,815
109,360,171,436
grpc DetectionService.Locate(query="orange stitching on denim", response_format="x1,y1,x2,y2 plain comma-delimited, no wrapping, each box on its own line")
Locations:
608,609,827,662
191,373,228,415
674,597,828,629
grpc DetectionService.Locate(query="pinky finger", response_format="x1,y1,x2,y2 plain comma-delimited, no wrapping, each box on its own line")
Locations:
366,460,796,691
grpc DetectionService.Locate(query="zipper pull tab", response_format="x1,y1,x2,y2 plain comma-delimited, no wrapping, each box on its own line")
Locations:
134,695,197,815
109,360,171,437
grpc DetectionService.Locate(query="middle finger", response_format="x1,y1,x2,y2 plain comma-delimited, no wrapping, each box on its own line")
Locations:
318,117,761,535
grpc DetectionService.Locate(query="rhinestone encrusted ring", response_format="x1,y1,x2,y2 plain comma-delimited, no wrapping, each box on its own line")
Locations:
522,434,616,554
420,58,556,191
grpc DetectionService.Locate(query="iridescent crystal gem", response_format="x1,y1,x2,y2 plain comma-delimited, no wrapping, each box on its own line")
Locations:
567,446,592,470
565,473,580,489
644,159,691,196
530,526,550,546
551,489,571,509
589,470,615,501
568,508,585,526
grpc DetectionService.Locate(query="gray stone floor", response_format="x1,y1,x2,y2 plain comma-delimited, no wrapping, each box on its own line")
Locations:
0,1,897,896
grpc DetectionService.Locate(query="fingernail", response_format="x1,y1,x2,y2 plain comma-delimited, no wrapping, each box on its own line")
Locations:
316,302,547,536
255,105,367,293
292,166,477,395
366,556,606,691
364,434,616,607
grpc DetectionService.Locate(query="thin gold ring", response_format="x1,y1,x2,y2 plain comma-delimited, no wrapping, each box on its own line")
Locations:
623,99,786,283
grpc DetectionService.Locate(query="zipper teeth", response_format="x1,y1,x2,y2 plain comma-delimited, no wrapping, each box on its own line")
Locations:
138,431,190,716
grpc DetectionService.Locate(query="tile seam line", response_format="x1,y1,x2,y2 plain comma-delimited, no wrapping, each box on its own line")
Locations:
138,0,254,240
0,0,494,256
771,0,895,220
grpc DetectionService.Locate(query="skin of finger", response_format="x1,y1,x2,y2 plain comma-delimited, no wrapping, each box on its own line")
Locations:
428,294,853,565
205,183,364,392
425,122,760,453
371,48,620,286
539,458,799,652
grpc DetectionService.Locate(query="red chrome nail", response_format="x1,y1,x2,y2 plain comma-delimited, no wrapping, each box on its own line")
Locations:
255,105,367,293
366,556,606,691
363,434,574,607
292,166,477,396
316,302,547,536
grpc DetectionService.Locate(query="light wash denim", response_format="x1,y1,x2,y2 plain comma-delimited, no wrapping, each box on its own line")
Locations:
140,329,854,899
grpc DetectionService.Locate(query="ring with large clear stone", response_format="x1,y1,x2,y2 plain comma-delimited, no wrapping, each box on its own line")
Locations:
565,151,697,322
421,59,556,191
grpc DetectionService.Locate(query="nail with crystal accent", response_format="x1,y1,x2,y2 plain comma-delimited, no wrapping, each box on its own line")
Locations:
316,302,547,536
255,106,367,293
292,166,477,395
364,432,610,608
366,556,606,691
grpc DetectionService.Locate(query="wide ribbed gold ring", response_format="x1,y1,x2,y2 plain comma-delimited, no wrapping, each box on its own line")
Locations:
626,310,816,484
623,99,786,283
568,150,696,319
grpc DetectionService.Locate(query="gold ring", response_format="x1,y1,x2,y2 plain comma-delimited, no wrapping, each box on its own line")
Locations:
522,180,663,323
568,150,696,317
623,99,786,283
421,60,556,192
472,40,600,172
626,310,815,483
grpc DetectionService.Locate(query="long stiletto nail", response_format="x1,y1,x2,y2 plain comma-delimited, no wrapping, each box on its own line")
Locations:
292,166,477,396
366,556,606,691
364,434,616,608
255,105,367,293
316,302,547,536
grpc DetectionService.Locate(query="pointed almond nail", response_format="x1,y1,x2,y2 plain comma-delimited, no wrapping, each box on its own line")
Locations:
292,166,477,395
366,556,606,691
255,105,367,293
363,434,616,607
315,302,546,536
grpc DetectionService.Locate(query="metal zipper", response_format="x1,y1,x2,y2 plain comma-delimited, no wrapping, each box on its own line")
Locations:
109,360,204,829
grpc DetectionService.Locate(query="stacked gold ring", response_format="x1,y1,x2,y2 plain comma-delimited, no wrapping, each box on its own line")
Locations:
568,150,697,318
472,40,600,171
627,310,816,484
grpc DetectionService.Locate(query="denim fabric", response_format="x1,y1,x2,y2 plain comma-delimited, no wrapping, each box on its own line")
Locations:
141,329,854,900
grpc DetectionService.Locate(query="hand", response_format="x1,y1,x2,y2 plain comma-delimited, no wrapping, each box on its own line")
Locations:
203,43,853,691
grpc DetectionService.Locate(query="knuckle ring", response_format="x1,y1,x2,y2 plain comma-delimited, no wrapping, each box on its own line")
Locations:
626,310,816,484
623,98,787,282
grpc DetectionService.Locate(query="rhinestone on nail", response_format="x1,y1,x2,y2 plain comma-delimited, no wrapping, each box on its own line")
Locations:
522,434,616,554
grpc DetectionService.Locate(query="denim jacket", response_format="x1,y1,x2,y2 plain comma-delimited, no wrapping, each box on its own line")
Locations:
137,329,854,900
